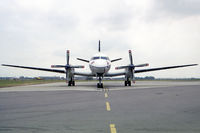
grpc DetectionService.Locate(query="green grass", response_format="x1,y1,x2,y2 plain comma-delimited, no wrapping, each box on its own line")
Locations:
0,79,64,88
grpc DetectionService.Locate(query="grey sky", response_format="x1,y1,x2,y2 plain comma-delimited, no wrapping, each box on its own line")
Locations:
0,0,199,78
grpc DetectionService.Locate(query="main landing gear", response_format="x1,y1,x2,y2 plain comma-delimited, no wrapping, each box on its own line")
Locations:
68,80,75,86
124,80,131,86
97,77,103,88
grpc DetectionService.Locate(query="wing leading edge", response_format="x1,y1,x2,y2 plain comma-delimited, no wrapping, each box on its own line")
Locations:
2,64,66,74
1,64,95,76
105,72,126,77
135,64,198,73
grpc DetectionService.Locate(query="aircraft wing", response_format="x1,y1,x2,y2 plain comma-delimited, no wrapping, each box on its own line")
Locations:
2,64,66,74
135,64,198,73
74,72,95,77
105,72,126,77
74,72,126,77
2,64,96,77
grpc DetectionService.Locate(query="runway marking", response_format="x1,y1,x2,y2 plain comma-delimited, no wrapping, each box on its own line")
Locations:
104,89,116,132
106,102,111,111
104,88,109,92
110,124,117,133
105,92,108,98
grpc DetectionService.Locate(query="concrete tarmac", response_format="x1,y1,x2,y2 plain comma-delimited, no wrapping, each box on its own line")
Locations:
0,81,200,133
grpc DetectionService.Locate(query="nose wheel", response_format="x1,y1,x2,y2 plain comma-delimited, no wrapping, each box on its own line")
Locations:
97,77,103,88
97,83,103,88
124,80,131,86
68,80,75,86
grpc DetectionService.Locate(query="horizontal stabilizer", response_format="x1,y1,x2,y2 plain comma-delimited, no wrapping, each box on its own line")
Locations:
111,58,122,62
77,58,89,63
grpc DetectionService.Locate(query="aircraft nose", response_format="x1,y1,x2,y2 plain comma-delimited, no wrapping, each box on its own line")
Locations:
91,60,110,74
95,60,108,67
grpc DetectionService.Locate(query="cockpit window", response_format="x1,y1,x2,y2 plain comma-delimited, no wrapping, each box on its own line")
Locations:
92,57,100,60
101,57,109,60
91,56,110,60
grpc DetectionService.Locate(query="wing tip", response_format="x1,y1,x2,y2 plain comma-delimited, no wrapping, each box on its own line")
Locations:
2,64,8,66
189,64,198,66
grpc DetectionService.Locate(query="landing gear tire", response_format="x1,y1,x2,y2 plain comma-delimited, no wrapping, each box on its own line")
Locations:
68,81,75,86
68,81,71,86
128,81,131,86
125,81,131,86
72,81,75,86
125,81,127,86
97,83,103,88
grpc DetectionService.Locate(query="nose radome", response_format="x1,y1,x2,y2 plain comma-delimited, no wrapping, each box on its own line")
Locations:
95,60,108,67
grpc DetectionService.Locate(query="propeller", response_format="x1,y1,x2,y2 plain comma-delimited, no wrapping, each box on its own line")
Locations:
51,50,84,81
129,50,133,65
115,50,149,70
115,50,149,83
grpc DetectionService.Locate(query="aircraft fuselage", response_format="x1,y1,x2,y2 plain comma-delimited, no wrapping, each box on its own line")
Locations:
89,53,111,76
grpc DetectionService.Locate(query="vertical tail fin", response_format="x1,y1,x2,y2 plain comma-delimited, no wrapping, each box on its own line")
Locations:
66,50,70,65
98,40,101,52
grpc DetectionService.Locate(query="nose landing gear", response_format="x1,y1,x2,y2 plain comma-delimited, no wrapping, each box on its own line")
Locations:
97,83,103,88
68,80,75,86
124,80,131,86
97,77,103,88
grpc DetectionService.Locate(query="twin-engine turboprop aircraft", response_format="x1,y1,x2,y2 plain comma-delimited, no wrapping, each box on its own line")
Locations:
2,40,198,88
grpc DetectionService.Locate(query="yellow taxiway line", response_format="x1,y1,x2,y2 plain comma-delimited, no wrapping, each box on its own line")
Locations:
106,102,111,111
105,92,108,98
110,124,117,133
104,88,117,132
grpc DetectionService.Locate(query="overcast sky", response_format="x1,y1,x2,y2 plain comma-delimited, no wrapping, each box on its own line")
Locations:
0,0,199,78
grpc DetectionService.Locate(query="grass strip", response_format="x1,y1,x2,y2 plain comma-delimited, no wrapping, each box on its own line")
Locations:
0,80,64,88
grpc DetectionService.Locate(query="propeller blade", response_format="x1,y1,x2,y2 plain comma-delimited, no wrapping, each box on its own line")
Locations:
51,65,66,68
116,65,135,70
134,63,149,67
51,65,84,69
115,65,129,70
129,50,133,65
71,65,85,68
66,50,70,65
